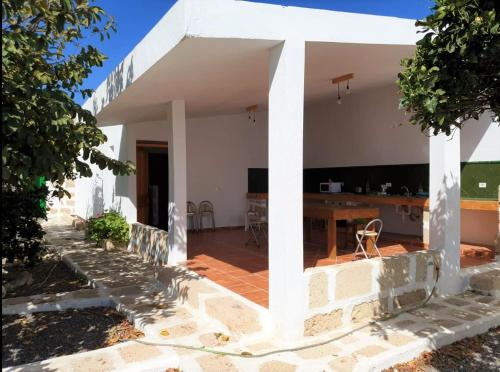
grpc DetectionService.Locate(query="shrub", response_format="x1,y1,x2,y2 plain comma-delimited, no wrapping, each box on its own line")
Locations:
1,185,48,266
87,211,129,244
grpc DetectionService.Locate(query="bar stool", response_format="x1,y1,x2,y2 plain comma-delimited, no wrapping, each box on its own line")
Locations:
198,200,216,231
186,201,199,231
353,218,383,260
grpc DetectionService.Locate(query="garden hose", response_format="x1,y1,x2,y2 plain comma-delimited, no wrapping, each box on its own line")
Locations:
132,261,441,359
33,261,60,289
32,247,64,289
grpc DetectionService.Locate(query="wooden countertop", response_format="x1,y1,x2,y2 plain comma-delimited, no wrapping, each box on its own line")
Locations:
304,202,379,220
247,192,498,212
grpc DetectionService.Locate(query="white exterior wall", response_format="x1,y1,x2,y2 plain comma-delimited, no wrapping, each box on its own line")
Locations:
75,125,132,220
75,85,499,245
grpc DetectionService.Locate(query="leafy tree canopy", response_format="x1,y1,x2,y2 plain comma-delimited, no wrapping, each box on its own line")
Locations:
2,0,134,198
398,0,500,135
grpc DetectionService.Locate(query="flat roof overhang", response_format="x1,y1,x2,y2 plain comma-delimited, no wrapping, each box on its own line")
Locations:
84,0,419,124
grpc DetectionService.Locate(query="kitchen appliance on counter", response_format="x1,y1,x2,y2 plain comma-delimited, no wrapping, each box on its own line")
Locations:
320,180,343,193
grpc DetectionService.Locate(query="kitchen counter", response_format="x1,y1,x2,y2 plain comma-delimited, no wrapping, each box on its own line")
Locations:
246,192,497,211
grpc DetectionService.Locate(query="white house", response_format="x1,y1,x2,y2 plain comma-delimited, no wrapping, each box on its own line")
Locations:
74,0,499,340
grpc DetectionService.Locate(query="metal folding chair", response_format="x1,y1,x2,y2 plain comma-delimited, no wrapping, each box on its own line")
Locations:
245,206,267,247
186,201,199,231
353,218,383,259
198,200,215,231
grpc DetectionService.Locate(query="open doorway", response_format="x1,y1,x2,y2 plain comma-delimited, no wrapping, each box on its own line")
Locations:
136,141,169,231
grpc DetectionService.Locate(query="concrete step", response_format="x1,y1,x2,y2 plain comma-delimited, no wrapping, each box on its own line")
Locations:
155,265,271,338
469,268,500,297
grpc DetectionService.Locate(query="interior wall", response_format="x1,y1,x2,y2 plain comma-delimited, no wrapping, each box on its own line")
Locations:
304,85,427,168
76,84,498,245
304,85,425,236
302,84,499,245
186,112,268,227
304,84,500,166
76,114,269,228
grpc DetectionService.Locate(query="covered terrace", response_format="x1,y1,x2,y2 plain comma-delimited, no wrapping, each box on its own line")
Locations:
83,0,499,340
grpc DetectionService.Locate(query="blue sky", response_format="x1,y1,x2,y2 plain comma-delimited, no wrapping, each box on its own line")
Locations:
79,0,434,104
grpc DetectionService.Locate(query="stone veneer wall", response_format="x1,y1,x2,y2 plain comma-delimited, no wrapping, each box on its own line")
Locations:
303,250,440,336
128,223,169,266
47,179,76,220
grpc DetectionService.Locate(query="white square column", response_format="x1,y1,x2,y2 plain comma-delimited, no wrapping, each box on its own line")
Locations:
268,39,305,341
166,100,187,265
429,129,462,295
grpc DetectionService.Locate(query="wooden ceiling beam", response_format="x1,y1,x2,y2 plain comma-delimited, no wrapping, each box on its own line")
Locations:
331,73,354,84
246,104,258,112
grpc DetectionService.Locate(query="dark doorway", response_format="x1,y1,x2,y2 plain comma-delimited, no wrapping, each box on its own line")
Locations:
136,141,169,231
148,151,169,230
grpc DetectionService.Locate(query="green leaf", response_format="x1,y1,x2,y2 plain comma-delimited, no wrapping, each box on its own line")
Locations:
397,0,499,135
424,97,438,113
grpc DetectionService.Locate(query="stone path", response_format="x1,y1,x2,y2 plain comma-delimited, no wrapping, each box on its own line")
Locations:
5,220,500,372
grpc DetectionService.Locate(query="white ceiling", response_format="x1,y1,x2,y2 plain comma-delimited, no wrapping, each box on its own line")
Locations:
95,37,415,124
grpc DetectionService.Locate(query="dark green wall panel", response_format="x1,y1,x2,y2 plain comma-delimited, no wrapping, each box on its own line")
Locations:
248,161,499,200
460,161,500,199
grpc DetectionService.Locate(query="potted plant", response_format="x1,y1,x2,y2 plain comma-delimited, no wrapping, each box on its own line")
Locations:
87,211,130,251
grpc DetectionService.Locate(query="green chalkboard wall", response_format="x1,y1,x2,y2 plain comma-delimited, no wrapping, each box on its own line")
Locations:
248,161,499,200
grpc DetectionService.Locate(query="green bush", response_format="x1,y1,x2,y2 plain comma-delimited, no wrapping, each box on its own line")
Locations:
87,211,129,244
1,185,48,266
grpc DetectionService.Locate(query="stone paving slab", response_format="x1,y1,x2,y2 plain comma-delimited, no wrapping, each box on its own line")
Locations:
165,292,498,372
2,340,180,372
7,221,499,372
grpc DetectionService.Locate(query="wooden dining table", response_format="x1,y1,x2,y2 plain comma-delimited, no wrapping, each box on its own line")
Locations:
303,202,380,260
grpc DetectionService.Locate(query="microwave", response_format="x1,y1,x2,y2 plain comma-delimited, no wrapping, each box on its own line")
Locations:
320,182,343,193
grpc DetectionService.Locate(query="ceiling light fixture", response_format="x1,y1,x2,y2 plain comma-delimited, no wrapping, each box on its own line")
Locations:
331,73,354,104
246,105,258,125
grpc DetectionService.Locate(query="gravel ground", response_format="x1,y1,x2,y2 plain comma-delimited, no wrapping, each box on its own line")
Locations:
2,308,144,368
385,327,500,372
3,257,90,298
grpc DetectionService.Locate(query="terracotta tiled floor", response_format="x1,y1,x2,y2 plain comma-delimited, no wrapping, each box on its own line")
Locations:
186,228,495,308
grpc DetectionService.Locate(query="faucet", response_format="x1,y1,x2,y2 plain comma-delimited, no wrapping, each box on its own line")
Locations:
401,185,410,197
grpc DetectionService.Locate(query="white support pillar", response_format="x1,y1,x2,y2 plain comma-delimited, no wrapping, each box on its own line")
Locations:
429,129,462,295
268,39,305,341
166,100,187,265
